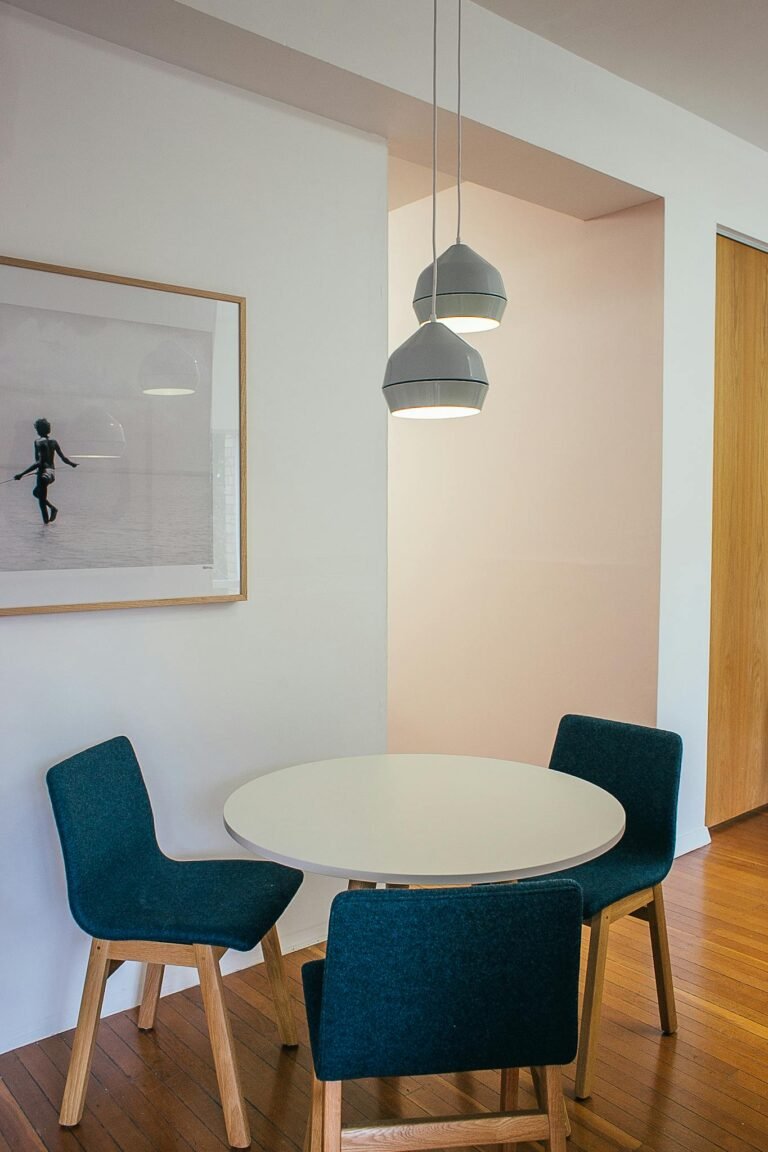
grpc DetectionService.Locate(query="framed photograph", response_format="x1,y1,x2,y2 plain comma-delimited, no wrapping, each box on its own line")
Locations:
0,256,246,616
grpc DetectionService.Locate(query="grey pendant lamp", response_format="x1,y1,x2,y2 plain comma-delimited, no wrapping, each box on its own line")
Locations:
383,0,488,419
412,0,507,333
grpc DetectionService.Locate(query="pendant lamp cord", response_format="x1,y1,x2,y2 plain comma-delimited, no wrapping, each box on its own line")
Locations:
430,0,439,322
456,0,462,244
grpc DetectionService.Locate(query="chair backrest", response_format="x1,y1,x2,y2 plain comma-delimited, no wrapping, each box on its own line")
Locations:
548,714,682,865
46,736,162,929
303,881,582,1082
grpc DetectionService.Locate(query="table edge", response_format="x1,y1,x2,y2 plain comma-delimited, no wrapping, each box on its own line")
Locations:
223,813,626,886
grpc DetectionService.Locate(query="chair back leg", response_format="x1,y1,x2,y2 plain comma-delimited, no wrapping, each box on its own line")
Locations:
575,908,611,1099
321,1081,342,1152
648,884,677,1034
538,1066,567,1152
306,1075,325,1152
531,1066,571,1138
137,963,164,1030
308,1066,569,1151
261,925,298,1047
500,1067,519,1152
60,938,111,1126
194,944,251,1148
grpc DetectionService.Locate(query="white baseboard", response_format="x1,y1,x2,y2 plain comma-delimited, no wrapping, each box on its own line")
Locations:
674,825,711,857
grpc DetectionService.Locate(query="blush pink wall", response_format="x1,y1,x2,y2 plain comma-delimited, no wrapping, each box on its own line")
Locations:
388,185,664,766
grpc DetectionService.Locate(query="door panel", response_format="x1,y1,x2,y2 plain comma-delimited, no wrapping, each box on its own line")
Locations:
708,235,768,826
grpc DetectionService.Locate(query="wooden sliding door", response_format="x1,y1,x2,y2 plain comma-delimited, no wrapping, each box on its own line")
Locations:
708,235,768,825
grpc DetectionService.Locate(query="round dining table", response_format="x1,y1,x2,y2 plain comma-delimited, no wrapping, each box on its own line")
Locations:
223,753,625,887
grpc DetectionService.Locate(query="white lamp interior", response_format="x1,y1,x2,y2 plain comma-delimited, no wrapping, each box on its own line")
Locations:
427,315,500,334
392,406,481,419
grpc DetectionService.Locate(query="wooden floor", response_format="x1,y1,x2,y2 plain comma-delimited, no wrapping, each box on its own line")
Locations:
2,813,768,1152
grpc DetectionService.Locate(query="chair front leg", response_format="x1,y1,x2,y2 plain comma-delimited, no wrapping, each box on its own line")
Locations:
575,908,611,1099
137,963,164,1030
194,944,250,1148
60,938,111,1126
261,925,298,1047
648,883,677,1034
321,1081,341,1152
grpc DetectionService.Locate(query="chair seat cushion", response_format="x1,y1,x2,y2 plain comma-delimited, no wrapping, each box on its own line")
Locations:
76,857,303,951
553,844,669,920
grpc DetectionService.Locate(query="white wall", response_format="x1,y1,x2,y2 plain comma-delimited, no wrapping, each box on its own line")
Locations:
192,0,768,856
0,6,387,1053
389,187,664,765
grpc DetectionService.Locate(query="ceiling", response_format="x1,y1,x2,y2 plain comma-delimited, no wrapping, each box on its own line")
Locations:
475,1,768,153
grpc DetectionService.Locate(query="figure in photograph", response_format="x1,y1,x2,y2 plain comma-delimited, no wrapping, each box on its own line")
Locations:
14,417,78,524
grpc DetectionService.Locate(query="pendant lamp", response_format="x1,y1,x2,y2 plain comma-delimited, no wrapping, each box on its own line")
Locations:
412,0,507,333
64,407,127,460
383,0,488,419
140,340,200,396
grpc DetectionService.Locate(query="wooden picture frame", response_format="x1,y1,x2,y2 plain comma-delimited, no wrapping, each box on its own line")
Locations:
0,255,246,616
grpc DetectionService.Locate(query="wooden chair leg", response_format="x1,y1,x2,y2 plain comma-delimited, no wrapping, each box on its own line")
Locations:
261,926,298,1047
137,963,164,1030
60,938,111,1126
532,1066,570,1138
575,908,611,1099
539,1066,567,1152
500,1067,519,1152
321,1081,341,1152
500,1066,519,1110
648,884,677,1035
194,944,250,1148
305,1074,325,1152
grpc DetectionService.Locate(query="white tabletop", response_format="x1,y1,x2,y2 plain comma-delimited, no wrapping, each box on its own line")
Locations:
223,754,625,886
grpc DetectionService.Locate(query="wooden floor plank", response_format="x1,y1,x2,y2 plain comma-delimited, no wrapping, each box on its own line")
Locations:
3,813,768,1151
94,1023,229,1152
0,1078,46,1152
0,1052,87,1152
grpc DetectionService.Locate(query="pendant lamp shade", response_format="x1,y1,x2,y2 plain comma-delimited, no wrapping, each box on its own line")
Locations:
140,340,200,396
413,242,507,333
62,407,127,460
383,320,488,418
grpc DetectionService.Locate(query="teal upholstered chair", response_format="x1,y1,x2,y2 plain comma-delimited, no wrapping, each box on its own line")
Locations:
302,881,582,1152
548,714,683,1099
47,736,303,1149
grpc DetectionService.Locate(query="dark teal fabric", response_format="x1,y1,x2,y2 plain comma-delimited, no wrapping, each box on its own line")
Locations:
46,736,303,950
302,881,582,1082
548,715,682,919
